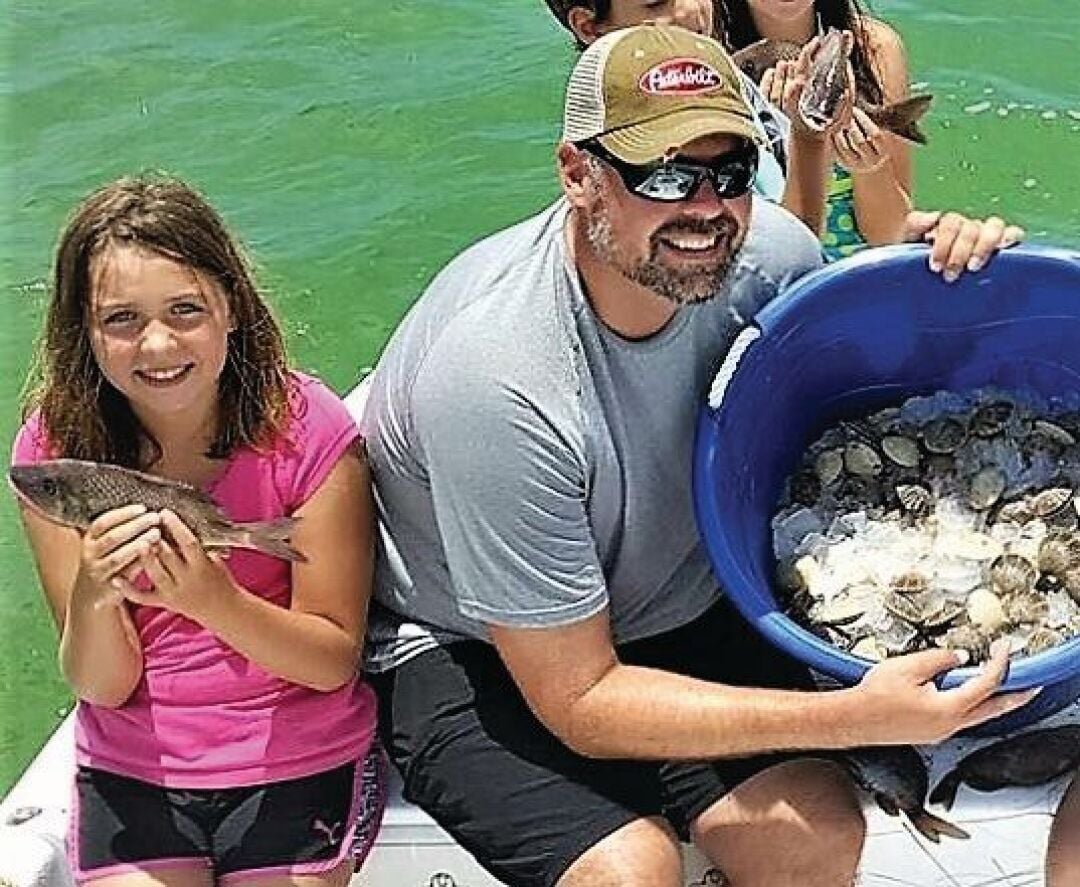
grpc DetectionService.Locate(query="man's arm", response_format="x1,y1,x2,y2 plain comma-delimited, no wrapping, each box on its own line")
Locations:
491,609,1036,760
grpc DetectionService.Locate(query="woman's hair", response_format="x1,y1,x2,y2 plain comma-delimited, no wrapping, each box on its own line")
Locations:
714,0,885,105
25,174,292,468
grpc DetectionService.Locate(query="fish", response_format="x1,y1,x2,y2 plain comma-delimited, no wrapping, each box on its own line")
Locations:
843,745,970,842
731,29,933,144
929,725,1080,810
8,459,305,562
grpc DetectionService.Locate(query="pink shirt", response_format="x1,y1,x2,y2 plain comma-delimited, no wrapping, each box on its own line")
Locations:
13,372,376,789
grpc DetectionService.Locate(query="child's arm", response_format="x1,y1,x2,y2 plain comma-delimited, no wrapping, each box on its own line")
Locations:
845,18,914,244
121,444,373,692
18,503,155,707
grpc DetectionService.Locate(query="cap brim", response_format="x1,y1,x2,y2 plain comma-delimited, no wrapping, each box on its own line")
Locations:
599,107,761,165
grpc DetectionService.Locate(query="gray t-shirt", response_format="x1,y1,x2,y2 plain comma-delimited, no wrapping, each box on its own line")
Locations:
362,197,822,671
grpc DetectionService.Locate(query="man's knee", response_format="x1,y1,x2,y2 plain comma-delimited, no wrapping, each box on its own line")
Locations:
557,816,683,887
691,758,864,886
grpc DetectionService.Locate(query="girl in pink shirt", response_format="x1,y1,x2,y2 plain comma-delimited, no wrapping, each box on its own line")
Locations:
11,176,381,886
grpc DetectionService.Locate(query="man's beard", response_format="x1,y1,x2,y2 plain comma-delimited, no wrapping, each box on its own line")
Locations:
585,193,744,305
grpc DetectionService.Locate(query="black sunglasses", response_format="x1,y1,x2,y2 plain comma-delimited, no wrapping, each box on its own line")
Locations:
579,139,758,203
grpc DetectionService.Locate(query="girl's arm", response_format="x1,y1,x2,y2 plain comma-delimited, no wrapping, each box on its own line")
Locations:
18,504,158,707
125,444,373,692
847,18,914,244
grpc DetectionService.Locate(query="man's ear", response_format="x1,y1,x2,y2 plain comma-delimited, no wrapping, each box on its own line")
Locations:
557,142,595,208
567,6,603,45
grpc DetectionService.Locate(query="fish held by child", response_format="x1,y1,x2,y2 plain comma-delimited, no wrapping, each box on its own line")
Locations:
9,459,306,562
732,29,933,144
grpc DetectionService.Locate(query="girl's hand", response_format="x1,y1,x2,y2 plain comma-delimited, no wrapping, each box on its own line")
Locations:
830,107,890,175
762,35,854,140
115,509,235,622
76,504,161,607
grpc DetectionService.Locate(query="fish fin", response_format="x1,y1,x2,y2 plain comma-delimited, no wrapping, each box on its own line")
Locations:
233,516,307,563
908,809,971,843
928,770,963,811
874,793,901,817
870,94,934,145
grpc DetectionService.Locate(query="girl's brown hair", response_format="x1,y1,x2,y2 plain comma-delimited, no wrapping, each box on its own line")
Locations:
25,174,292,468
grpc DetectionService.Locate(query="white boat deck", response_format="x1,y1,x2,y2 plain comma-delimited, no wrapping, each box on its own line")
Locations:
2,703,1076,887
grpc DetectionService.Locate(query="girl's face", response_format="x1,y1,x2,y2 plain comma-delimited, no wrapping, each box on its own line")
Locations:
747,0,817,23
88,245,233,431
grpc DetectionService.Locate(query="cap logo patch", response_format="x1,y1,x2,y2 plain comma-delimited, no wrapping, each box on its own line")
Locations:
639,58,724,95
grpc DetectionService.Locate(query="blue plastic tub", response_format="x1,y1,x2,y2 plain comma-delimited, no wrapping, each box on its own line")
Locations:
694,244,1080,735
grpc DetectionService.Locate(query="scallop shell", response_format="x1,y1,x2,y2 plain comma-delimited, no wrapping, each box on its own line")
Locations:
844,442,883,477
896,484,932,517
890,570,929,595
989,554,1039,596
1033,420,1078,447
884,591,926,624
995,500,1034,525
1025,627,1065,656
1037,533,1080,578
850,636,888,661
1005,593,1049,625
970,400,1015,437
968,466,1006,511
922,417,967,454
815,448,844,486
967,587,1007,633
939,625,991,661
881,435,921,468
1032,487,1073,518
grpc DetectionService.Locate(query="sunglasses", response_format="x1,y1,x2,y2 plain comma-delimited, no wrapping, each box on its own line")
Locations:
579,140,758,203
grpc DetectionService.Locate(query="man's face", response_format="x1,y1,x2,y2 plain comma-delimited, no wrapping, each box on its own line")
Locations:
598,0,714,36
580,133,753,306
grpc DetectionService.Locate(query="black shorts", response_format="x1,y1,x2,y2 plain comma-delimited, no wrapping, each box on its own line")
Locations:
371,598,815,887
69,757,381,883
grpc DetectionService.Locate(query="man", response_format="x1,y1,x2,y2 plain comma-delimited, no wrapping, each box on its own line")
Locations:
360,25,1033,887
542,0,1026,268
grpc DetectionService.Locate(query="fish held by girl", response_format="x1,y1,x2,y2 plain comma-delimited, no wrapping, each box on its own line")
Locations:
732,28,933,144
9,459,306,562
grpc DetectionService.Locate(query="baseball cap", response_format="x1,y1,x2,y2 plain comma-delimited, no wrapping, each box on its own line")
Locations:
562,23,760,164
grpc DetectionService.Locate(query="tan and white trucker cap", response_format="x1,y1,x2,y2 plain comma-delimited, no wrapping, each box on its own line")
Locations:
562,24,759,165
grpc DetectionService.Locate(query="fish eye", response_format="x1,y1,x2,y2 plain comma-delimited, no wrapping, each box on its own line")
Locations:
41,478,59,496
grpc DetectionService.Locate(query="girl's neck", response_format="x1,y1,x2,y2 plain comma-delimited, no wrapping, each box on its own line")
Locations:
750,6,817,44
136,401,222,480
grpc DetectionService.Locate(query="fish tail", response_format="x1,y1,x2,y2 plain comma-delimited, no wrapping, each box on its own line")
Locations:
908,809,971,843
233,516,308,563
872,94,933,145
928,770,963,811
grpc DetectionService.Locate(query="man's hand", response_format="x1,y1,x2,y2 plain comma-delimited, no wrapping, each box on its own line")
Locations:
903,210,1026,282
851,640,1040,746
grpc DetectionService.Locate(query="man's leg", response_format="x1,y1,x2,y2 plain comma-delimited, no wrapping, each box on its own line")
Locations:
557,817,683,887
1047,773,1080,887
690,758,864,887
372,641,683,887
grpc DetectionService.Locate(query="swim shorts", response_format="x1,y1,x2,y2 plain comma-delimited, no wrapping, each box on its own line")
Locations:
371,597,815,887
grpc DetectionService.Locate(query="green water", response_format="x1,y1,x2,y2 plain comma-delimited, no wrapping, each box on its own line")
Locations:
0,0,1077,793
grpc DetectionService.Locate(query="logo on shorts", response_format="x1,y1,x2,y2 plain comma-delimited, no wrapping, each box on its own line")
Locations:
313,817,344,846
639,59,724,95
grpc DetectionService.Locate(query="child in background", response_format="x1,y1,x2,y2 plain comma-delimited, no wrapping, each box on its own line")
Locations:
715,0,914,258
12,176,381,886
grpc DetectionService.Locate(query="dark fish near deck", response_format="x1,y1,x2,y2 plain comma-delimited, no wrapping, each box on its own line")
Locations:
732,30,933,144
9,459,305,562
930,725,1080,810
844,745,970,842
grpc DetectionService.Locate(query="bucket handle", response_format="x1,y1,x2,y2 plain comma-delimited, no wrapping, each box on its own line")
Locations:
708,325,761,410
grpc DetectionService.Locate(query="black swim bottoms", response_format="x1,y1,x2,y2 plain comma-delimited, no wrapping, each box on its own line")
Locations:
371,597,815,887
70,759,374,883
